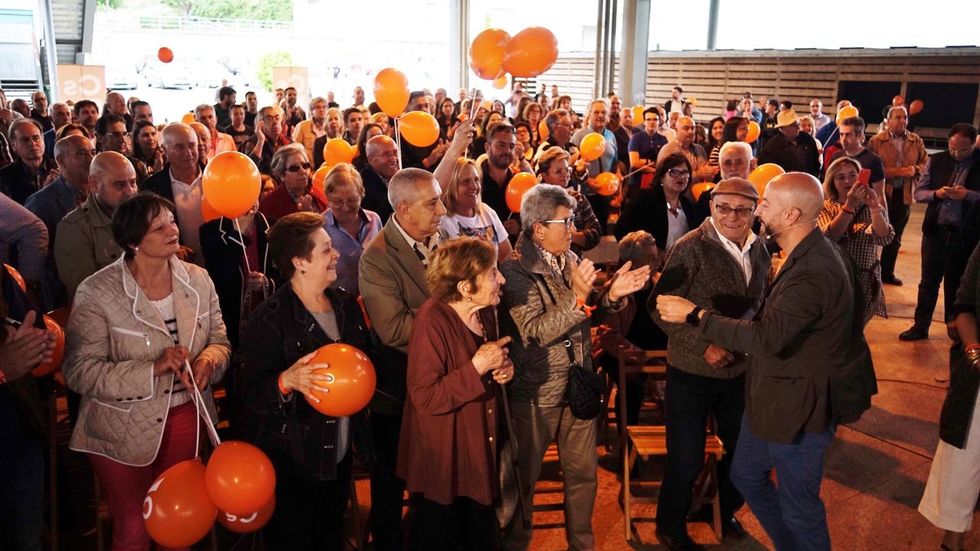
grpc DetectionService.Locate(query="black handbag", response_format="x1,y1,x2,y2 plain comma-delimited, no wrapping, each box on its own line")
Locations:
563,336,606,420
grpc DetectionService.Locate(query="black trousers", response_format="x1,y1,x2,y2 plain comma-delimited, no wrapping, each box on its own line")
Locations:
371,412,407,551
408,496,498,551
914,226,959,328
880,186,911,279
656,367,745,536
263,453,353,551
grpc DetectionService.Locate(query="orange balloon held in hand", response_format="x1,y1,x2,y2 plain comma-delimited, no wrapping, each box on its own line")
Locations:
631,105,645,125
691,182,715,201
594,172,621,196
502,27,559,78
143,459,217,548
323,138,354,165
202,152,261,219
579,132,607,162
305,343,377,417
745,120,761,144
909,99,924,116
374,68,410,118
205,441,276,516
469,28,511,80
892,95,905,107
538,119,549,142
32,314,64,377
4,263,26,292
181,113,196,125
835,105,859,125
218,495,276,534
201,196,222,223
492,74,508,90
158,47,174,64
748,163,786,197
399,111,440,147
505,172,537,212
312,165,330,195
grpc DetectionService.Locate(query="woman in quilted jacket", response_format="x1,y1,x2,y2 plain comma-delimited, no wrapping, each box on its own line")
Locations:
64,192,231,550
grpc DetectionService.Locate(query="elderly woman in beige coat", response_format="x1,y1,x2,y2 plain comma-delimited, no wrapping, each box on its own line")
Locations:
65,192,230,551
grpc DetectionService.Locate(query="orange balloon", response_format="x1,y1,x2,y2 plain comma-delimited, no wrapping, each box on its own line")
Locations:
631,105,645,125
143,459,217,548
892,95,905,107
312,165,330,196
399,111,440,147
505,172,537,213
201,196,222,223
538,119,549,142
32,314,64,377
469,28,511,80
691,182,715,201
374,68,410,118
46,306,70,328
492,75,508,90
158,47,174,64
748,163,786,197
835,105,859,125
745,120,761,144
217,495,275,534
202,151,261,219
4,263,26,292
502,27,559,78
579,132,607,162
205,441,276,516
181,113,196,125
305,343,377,417
909,99,924,116
593,172,621,196
323,138,354,165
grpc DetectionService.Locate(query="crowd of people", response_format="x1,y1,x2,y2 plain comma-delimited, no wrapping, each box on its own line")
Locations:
1,77,979,551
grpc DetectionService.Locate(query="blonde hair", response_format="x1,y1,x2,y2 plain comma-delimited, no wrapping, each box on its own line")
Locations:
535,146,570,176
441,157,481,216
324,162,365,196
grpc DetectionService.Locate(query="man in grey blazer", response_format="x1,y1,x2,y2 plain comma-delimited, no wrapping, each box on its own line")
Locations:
657,173,876,551
358,167,446,551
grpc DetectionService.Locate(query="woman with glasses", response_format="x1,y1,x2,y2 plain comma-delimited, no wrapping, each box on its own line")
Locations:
260,143,328,225
321,163,381,295
818,156,893,325
438,157,513,263
498,184,650,551
615,152,697,259
536,147,601,254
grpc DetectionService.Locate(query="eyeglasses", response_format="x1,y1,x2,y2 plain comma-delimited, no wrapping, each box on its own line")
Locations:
542,216,575,229
667,168,690,179
329,198,361,209
286,162,312,173
713,204,755,217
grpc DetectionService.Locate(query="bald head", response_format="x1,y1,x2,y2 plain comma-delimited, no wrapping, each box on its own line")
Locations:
767,172,824,220
90,151,138,210
54,135,96,187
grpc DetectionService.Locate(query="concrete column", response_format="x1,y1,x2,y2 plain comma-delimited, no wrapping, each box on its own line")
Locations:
449,0,469,93
619,0,650,106
707,0,719,50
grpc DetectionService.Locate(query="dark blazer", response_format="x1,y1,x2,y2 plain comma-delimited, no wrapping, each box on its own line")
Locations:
942,239,980,448
239,284,371,480
699,228,876,443
0,157,58,205
920,149,980,236
615,183,697,249
199,214,273,348
757,131,820,177
358,165,394,224
139,163,175,202
358,218,432,414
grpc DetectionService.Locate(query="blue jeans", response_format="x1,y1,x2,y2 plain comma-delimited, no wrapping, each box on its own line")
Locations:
730,414,835,551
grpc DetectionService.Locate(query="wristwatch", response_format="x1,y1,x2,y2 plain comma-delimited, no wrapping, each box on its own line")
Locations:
686,305,703,327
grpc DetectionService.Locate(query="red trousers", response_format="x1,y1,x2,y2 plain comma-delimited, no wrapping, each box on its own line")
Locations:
89,402,200,551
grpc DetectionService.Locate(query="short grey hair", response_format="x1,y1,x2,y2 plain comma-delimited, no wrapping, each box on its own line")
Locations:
719,141,751,162
7,117,42,141
520,183,576,233
618,230,658,264
270,143,307,179
887,105,908,120
388,167,435,209
194,104,214,117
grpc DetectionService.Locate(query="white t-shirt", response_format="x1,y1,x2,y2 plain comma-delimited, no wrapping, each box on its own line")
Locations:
439,203,508,246
170,171,205,266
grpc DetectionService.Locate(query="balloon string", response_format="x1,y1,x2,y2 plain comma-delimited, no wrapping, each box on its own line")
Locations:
233,217,251,274
184,360,222,449
394,117,403,170
468,89,480,121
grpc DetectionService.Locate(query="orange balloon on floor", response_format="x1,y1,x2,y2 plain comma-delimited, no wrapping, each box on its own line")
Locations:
305,343,377,417
469,28,511,80
745,121,761,144
502,27,559,78
835,105,859,125
205,441,276,516
202,152,261,219
579,132,607,162
748,163,786,197
323,138,354,165
32,314,64,377
143,459,217,548
4,263,26,292
218,495,275,534
691,182,715,201
374,68,410,118
909,99,924,116
399,111,440,147
594,172,621,196
505,172,537,212
158,47,174,63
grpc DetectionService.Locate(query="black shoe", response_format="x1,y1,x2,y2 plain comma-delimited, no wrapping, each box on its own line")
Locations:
655,530,705,551
881,275,903,286
722,516,747,539
899,326,929,341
